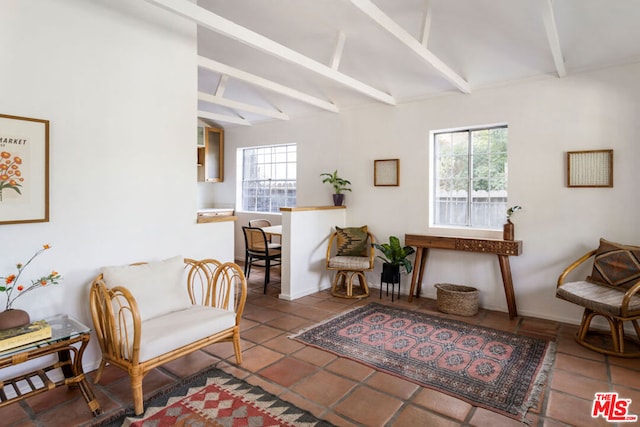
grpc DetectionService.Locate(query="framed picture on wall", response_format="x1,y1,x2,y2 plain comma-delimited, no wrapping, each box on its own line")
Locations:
567,149,613,188
374,159,400,186
0,114,50,224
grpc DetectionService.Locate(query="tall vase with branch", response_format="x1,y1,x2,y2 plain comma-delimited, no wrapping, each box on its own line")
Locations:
504,205,522,241
0,245,61,329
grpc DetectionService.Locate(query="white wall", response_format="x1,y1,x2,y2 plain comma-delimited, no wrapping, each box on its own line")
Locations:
219,62,640,325
0,0,233,371
281,208,347,300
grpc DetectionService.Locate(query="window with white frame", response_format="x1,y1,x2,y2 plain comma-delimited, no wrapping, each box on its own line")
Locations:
432,125,508,229
239,144,296,213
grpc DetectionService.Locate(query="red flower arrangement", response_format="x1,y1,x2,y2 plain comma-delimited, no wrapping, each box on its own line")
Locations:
0,245,61,310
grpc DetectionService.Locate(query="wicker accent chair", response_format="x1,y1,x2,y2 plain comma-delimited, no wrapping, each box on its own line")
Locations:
556,238,640,357
326,226,375,298
90,257,247,415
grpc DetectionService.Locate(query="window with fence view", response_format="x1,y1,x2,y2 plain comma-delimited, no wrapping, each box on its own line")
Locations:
433,125,508,229
241,144,296,213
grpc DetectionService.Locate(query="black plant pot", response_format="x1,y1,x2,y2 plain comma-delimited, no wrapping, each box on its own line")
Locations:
332,194,344,206
381,263,401,301
381,263,400,284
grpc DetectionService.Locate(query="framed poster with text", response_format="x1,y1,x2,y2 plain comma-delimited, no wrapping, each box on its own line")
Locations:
0,114,49,224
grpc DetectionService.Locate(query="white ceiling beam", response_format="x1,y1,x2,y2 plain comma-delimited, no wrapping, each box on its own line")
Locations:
198,56,339,113
145,0,395,105
197,110,251,126
349,0,471,94
199,91,289,121
420,0,432,47
330,31,347,70
215,75,229,96
540,0,566,77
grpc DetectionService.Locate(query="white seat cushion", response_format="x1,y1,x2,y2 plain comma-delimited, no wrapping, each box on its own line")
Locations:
137,306,236,362
328,256,371,270
556,280,640,316
101,255,192,322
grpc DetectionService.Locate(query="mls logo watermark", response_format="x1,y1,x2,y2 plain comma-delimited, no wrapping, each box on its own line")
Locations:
592,392,638,422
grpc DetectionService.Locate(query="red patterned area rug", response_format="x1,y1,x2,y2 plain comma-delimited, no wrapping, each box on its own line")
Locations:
92,367,334,427
292,303,556,422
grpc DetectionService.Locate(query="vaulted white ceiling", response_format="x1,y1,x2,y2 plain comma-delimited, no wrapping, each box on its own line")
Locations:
146,0,640,126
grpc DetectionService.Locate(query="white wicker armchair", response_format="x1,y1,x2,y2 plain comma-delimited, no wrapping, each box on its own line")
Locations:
89,257,247,415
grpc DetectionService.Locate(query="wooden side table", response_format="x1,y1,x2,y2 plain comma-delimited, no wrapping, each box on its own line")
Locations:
0,314,101,416
405,234,523,319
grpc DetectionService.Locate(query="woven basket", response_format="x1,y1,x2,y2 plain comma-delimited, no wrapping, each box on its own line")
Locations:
434,283,479,317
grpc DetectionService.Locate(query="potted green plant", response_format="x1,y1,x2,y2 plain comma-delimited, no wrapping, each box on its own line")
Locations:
374,236,415,284
320,170,351,206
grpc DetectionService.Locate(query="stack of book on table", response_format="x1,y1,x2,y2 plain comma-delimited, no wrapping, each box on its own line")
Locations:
0,320,52,352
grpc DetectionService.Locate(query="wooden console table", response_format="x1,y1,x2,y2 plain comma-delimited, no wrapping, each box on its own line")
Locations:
405,234,523,319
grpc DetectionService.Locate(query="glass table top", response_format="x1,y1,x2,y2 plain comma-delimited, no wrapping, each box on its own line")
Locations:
0,314,91,358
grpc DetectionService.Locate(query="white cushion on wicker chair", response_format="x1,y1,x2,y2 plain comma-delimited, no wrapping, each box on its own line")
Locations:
137,306,236,362
328,256,371,269
556,280,640,316
101,255,192,322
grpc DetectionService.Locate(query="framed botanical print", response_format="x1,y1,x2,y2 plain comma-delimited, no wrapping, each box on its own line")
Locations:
0,114,50,224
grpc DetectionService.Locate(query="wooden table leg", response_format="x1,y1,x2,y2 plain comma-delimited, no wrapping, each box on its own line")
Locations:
497,254,518,319
58,335,102,416
408,248,421,302
416,249,428,298
408,247,428,302
58,348,75,385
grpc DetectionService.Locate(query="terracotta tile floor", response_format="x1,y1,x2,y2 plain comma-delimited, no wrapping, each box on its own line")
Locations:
2,267,639,426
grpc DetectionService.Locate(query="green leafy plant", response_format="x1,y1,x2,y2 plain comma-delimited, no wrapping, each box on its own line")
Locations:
374,236,416,274
320,170,351,194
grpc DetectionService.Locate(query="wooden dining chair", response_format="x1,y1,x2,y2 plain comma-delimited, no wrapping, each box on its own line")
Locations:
242,226,282,293
249,219,275,242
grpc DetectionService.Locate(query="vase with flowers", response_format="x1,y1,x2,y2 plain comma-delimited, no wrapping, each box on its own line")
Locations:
0,245,61,330
504,205,522,240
